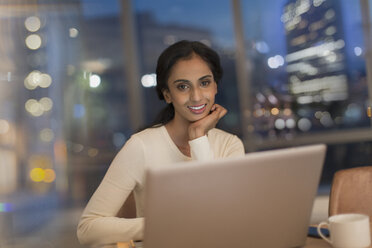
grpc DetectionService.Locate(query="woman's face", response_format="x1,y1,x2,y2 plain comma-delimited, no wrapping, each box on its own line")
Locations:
162,54,217,123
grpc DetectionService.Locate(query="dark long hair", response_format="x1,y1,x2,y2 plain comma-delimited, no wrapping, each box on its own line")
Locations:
149,40,223,127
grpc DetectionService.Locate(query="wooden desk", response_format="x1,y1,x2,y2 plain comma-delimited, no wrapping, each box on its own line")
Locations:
305,237,331,247
118,238,332,248
117,223,372,247
306,236,372,248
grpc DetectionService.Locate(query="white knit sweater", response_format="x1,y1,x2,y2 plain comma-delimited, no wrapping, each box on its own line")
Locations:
77,125,244,246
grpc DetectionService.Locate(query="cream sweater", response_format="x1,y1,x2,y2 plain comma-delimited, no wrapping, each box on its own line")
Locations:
77,125,244,246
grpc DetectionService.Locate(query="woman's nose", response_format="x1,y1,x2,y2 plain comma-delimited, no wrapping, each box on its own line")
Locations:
190,87,202,101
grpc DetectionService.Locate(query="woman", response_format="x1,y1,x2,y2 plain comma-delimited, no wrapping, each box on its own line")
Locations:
77,40,245,246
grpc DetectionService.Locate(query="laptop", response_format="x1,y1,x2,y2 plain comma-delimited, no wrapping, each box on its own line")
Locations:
143,144,326,248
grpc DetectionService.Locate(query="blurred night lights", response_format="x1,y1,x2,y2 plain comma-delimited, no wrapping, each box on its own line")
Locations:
274,119,286,130
141,73,157,87
25,97,53,116
298,118,312,131
354,47,362,56
29,168,56,183
267,55,284,69
25,34,42,50
40,128,54,142
89,74,101,88
24,16,41,32
0,203,12,212
69,28,79,38
24,71,52,89
0,119,10,134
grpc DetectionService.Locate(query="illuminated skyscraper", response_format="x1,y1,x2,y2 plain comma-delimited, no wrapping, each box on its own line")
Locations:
282,0,348,105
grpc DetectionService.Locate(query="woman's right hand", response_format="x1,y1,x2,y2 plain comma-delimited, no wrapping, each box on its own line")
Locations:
188,104,227,140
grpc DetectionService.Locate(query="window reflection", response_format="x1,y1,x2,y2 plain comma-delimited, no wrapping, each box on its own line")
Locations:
0,1,130,246
242,0,369,142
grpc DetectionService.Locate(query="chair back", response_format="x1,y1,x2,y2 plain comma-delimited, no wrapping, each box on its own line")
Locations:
116,191,137,218
329,166,372,218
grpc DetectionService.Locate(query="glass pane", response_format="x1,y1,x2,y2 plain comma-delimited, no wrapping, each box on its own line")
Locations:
134,0,243,136
0,0,130,246
241,0,371,142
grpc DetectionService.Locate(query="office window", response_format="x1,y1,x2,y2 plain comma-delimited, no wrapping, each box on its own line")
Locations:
0,0,131,242
134,0,243,135
240,0,372,148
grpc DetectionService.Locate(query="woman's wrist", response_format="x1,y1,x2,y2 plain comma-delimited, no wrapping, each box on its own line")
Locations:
188,127,206,140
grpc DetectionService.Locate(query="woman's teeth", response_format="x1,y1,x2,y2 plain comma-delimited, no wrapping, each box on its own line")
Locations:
188,104,206,110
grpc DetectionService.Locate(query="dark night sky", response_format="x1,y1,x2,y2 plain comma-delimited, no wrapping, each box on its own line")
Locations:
81,0,365,62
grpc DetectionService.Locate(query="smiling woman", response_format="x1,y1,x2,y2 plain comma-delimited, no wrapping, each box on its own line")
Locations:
163,56,217,120
77,40,245,246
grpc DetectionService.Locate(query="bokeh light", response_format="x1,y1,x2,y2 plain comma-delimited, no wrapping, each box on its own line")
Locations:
25,99,43,116
39,97,53,111
89,74,101,88
88,148,99,157
0,203,12,212
0,119,10,134
39,73,52,88
298,118,312,131
69,27,79,38
24,70,41,89
141,73,157,87
286,118,296,129
274,118,286,129
44,169,56,183
354,46,362,56
30,168,45,182
25,98,53,116
24,16,41,32
29,168,56,183
267,55,284,69
72,143,84,153
283,108,292,116
271,107,280,116
24,71,52,89
25,34,42,50
40,128,54,142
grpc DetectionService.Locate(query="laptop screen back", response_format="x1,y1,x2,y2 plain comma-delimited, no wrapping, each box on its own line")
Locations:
144,144,326,248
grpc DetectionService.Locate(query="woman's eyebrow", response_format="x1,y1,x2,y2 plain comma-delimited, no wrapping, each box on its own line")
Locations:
172,79,190,84
198,75,213,81
172,75,212,84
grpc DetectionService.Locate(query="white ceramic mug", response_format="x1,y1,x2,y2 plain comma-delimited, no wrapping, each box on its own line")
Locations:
317,213,371,248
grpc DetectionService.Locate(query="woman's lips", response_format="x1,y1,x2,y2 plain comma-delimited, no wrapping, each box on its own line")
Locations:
187,104,207,114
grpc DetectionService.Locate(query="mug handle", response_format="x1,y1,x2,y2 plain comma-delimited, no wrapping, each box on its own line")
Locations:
317,222,332,244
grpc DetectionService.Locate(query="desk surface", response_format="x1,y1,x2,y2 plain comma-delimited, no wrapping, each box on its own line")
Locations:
117,237,332,248
117,238,372,248
117,223,372,248
305,237,331,247
306,236,372,248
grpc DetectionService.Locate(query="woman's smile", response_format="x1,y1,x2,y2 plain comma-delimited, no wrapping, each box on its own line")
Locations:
187,104,207,114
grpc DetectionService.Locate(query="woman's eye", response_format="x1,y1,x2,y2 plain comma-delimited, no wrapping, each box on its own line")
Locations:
201,81,210,87
177,84,189,90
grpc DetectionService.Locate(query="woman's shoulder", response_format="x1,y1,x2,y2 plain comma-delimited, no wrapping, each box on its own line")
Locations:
117,126,165,154
130,125,165,142
208,128,245,156
208,128,238,138
208,128,243,144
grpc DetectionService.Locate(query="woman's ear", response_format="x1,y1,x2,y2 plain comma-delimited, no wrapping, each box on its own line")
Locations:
162,89,172,104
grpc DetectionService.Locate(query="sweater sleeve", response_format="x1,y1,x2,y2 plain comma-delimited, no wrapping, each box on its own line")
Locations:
77,137,145,246
188,135,214,161
223,134,245,157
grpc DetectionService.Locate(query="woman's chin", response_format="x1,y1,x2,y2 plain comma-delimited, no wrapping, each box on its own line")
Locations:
188,114,208,123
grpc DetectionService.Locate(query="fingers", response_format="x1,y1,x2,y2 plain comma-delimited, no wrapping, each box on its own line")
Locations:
211,104,227,119
188,104,227,140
